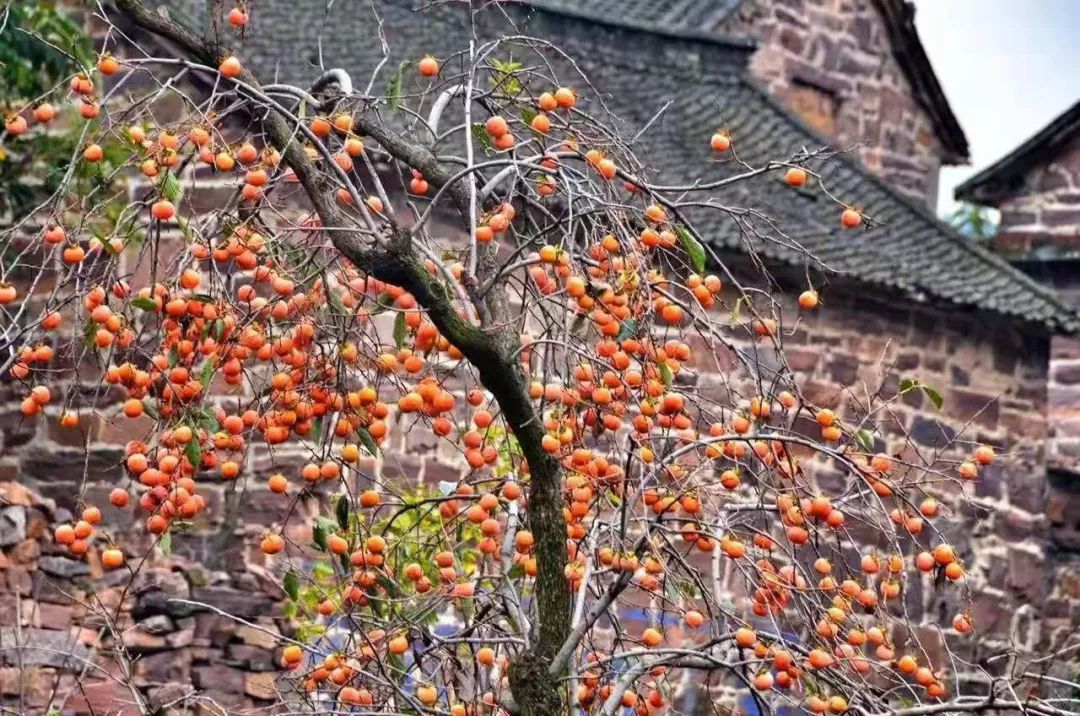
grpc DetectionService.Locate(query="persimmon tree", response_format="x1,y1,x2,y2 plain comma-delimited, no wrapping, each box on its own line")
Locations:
2,2,1077,715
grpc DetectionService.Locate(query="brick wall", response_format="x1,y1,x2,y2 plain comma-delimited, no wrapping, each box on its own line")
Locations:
724,0,947,207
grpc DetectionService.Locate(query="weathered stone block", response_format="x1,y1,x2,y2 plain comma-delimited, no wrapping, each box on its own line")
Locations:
0,627,91,667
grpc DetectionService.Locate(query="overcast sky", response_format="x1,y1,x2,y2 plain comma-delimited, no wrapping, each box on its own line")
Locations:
913,0,1080,217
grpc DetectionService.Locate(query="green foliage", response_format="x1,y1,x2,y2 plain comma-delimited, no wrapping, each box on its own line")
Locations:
489,58,524,97
0,2,97,218
1,3,92,100
674,225,706,273
385,60,407,109
899,378,944,409
947,202,998,241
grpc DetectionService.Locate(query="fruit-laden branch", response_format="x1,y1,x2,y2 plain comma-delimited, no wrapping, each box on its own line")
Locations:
112,0,572,707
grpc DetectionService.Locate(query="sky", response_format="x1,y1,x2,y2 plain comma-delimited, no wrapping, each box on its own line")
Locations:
913,0,1080,217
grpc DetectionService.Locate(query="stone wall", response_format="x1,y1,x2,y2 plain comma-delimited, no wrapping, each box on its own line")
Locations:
707,276,1075,652
723,0,949,207
981,135,1080,583
992,133,1080,256
1,262,1076,712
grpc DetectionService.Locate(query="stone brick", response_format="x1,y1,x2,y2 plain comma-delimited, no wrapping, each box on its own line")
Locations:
1043,207,1080,227
39,555,90,579
974,464,1003,500
190,587,274,620
826,354,859,384
236,623,280,650
0,627,91,667
908,417,956,448
946,388,1000,427
227,643,275,670
970,590,1011,636
64,679,140,715
33,602,74,631
785,347,820,371
0,666,58,708
9,538,40,565
193,663,246,694
244,671,278,700
135,648,192,685
1010,470,1049,514
1007,548,1047,602
5,567,31,596
0,508,26,548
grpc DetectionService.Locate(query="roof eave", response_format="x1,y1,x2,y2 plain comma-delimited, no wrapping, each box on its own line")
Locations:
955,99,1080,205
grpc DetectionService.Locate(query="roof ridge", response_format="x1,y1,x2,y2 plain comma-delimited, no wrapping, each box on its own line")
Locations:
955,99,1080,205
738,80,1079,330
525,0,756,53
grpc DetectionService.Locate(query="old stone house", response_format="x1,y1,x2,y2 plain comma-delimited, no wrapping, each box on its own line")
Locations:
1,1,1078,713
955,98,1080,576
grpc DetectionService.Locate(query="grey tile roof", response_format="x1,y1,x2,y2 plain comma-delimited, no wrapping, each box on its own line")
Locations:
529,0,746,33
228,0,1077,333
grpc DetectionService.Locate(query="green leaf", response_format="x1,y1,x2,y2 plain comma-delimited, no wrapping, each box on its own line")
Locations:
386,61,408,109
376,574,403,599
100,233,121,256
899,378,919,394
357,428,379,457
198,360,215,388
393,311,407,350
141,400,159,419
730,296,744,325
369,292,394,315
312,524,328,552
283,571,299,600
157,530,171,556
492,59,523,73
922,385,944,410
312,561,334,581
674,225,706,274
520,106,541,137
335,495,350,531
159,171,183,204
854,428,875,453
659,362,673,387
490,58,524,95
184,439,202,469
614,318,638,343
193,407,220,433
131,296,158,311
470,123,494,152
